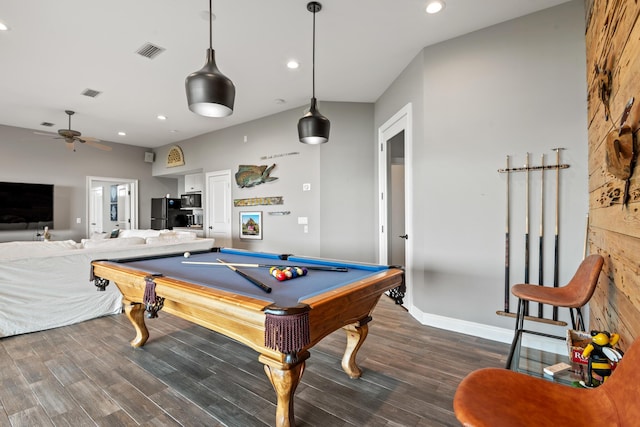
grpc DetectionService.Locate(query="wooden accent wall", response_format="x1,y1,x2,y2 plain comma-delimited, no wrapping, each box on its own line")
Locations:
587,0,640,350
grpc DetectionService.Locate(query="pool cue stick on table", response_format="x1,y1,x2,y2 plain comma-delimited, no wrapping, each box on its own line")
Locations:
216,258,272,294
182,260,348,272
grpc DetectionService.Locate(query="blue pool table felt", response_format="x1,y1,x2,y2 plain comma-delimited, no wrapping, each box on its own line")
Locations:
111,248,389,307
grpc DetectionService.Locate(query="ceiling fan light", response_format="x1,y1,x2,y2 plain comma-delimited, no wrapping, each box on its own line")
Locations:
186,48,235,118
298,97,330,144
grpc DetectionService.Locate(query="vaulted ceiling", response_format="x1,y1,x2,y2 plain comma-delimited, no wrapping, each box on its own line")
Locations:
0,0,570,148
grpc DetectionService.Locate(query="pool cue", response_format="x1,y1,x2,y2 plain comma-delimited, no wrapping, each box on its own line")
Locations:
552,148,565,321
216,258,272,294
537,154,545,318
504,155,511,313
524,153,530,316
182,260,348,272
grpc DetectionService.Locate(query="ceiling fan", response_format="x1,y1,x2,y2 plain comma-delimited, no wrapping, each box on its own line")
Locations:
36,110,112,152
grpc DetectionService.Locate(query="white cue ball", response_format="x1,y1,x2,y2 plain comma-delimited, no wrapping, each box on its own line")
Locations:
184,251,191,258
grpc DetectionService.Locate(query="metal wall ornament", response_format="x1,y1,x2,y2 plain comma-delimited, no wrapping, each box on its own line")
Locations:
595,58,613,121
605,97,639,208
166,145,185,167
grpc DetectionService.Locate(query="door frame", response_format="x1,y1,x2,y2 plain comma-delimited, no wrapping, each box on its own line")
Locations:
86,176,138,237
378,103,413,309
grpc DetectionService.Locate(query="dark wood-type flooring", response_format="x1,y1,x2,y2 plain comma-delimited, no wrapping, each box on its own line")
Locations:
0,297,514,426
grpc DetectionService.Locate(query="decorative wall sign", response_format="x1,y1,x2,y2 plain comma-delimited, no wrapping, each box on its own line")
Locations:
259,151,300,160
234,196,284,207
110,203,118,221
167,145,185,167
240,211,262,240
235,164,278,188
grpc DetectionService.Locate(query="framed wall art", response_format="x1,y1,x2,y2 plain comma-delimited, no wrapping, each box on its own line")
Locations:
240,211,262,240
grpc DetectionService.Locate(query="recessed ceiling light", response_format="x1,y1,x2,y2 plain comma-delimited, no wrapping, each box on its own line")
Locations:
118,131,126,136
287,60,299,69
157,115,167,120
426,1,445,14
0,22,9,31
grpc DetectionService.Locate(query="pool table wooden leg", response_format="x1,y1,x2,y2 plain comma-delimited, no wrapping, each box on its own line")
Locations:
341,319,370,379
260,352,309,427
124,300,149,347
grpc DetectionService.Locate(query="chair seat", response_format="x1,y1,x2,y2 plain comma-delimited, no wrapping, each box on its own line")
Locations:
511,283,586,308
454,368,616,427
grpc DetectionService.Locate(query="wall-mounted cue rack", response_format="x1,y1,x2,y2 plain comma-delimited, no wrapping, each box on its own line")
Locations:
496,148,571,326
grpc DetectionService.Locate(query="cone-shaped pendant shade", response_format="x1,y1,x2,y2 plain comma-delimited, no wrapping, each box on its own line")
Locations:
298,97,330,144
186,48,235,117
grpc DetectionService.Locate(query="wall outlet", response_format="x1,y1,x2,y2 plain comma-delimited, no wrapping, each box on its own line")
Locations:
76,217,82,224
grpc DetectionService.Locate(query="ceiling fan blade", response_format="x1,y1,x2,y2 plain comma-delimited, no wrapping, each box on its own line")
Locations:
79,136,101,143
84,139,112,151
33,131,57,137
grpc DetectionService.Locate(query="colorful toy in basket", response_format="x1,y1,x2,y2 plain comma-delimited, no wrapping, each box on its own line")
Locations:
269,266,308,281
581,330,624,387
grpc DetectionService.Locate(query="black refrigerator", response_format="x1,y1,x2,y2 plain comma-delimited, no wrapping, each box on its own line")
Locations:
150,198,188,230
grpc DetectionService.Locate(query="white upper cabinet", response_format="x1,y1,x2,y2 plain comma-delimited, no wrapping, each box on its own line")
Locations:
184,173,204,193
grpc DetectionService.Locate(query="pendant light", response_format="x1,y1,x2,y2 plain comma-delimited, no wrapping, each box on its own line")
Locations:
298,2,330,144
185,0,235,117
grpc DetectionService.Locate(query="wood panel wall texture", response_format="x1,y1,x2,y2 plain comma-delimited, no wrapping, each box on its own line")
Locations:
586,0,640,350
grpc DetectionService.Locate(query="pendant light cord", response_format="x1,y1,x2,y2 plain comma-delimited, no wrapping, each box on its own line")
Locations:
209,0,213,50
312,6,316,98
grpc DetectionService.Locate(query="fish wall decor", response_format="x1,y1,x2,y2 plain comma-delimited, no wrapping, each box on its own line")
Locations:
235,164,279,188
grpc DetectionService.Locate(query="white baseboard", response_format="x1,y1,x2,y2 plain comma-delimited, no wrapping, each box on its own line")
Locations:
407,305,567,355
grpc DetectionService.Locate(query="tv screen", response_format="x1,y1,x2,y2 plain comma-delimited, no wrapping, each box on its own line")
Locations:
0,182,54,230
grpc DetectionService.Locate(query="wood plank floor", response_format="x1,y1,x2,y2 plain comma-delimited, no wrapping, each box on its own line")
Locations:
0,297,512,427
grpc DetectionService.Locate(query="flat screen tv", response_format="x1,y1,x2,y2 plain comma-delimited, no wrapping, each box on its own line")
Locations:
0,182,54,230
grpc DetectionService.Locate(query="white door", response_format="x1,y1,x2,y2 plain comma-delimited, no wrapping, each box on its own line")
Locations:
89,186,103,234
206,170,232,247
117,184,131,229
378,103,413,309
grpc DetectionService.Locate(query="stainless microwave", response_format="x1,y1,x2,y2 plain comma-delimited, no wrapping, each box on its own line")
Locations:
181,193,202,208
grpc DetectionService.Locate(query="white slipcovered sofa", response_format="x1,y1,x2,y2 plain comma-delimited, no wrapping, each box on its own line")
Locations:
0,229,215,337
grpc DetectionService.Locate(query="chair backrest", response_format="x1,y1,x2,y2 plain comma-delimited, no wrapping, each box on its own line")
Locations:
598,335,640,422
562,254,604,307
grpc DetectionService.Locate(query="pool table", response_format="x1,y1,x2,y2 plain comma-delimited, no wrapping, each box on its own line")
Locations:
91,248,404,427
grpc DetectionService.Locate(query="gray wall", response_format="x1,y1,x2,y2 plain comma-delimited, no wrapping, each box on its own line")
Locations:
0,124,178,242
151,102,376,261
376,0,588,333
0,1,588,341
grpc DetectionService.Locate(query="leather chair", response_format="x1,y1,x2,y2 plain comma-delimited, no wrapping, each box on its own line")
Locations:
505,254,604,369
454,335,639,427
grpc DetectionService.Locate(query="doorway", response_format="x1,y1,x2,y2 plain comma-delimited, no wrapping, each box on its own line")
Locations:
86,176,138,237
378,103,413,309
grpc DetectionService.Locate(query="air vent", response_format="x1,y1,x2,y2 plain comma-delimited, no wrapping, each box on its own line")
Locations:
82,88,102,98
136,43,166,59
81,89,102,98
40,122,54,127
